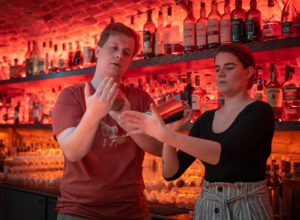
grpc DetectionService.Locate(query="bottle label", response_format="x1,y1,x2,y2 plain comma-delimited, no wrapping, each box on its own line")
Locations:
183,23,195,47
171,26,180,44
283,87,300,101
196,22,206,46
246,19,259,40
220,19,231,43
231,19,244,42
144,30,153,54
192,93,201,111
282,22,292,34
267,87,283,107
263,22,281,37
164,28,171,45
59,59,64,69
207,19,219,44
155,32,163,55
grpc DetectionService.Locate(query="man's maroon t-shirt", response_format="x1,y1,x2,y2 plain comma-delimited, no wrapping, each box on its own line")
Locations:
52,82,153,220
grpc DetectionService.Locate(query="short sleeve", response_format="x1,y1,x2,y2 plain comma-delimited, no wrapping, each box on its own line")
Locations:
52,85,84,139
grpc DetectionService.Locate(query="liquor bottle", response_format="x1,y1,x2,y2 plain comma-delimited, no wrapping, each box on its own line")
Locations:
207,0,220,48
282,66,300,121
172,3,184,54
184,72,193,106
48,41,54,71
281,0,297,37
59,43,66,71
10,59,19,79
68,42,74,69
143,9,156,59
183,0,196,52
220,0,231,44
31,41,39,75
231,0,246,43
74,41,83,67
52,44,59,72
43,42,49,73
262,0,281,39
252,66,265,101
164,6,173,55
155,9,164,56
196,1,207,50
246,0,262,42
191,75,203,120
25,41,32,76
266,63,283,121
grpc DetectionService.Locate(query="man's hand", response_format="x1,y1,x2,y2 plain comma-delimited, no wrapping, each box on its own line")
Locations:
84,77,119,122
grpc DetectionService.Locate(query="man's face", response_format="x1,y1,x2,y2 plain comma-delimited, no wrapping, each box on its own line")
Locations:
95,32,135,82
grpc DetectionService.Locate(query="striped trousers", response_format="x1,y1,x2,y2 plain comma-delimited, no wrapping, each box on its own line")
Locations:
193,180,274,220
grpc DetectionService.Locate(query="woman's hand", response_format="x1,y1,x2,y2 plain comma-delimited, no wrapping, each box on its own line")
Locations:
119,103,166,140
84,77,119,121
166,104,192,131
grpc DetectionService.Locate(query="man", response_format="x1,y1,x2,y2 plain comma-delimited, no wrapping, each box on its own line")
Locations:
52,23,162,220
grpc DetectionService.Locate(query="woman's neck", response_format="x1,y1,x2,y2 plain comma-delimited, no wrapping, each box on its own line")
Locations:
222,92,253,113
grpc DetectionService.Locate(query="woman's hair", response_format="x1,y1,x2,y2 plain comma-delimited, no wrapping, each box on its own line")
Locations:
215,43,256,90
97,23,140,58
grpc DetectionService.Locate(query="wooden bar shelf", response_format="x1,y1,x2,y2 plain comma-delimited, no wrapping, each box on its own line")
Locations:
0,36,299,90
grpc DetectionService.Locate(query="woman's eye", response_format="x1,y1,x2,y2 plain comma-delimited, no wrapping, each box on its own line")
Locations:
124,51,130,56
226,67,234,70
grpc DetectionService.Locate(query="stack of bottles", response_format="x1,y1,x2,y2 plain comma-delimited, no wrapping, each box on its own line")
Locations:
0,86,63,125
0,0,299,81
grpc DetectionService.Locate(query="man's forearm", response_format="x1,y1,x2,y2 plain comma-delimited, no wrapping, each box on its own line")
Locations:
58,109,101,162
130,134,163,157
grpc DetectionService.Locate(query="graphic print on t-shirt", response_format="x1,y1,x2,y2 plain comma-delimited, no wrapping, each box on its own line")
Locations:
100,121,128,148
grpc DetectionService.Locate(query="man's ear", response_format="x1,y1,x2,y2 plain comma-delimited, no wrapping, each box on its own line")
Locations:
247,66,255,80
95,46,101,59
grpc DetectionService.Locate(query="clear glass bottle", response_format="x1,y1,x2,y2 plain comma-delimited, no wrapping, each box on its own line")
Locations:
74,41,83,67
59,43,66,71
246,0,262,42
196,1,207,50
282,66,300,121
192,75,203,120
231,0,246,43
251,65,265,101
207,0,220,48
262,0,281,39
155,9,164,56
25,41,32,76
220,0,231,44
164,6,173,55
266,63,283,121
281,0,297,37
143,9,156,59
68,42,74,69
183,0,196,53
184,72,193,106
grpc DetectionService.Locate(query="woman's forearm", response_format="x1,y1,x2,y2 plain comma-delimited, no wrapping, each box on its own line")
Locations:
160,127,221,165
162,144,179,178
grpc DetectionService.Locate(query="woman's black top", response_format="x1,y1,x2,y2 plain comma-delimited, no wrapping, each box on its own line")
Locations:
165,101,274,183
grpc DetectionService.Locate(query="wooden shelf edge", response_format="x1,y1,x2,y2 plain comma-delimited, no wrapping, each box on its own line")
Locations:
0,36,299,87
0,124,52,129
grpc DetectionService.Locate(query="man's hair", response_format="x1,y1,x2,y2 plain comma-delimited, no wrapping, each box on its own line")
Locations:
98,23,140,57
215,43,256,90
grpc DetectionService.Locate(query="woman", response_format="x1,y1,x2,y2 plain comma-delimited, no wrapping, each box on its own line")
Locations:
120,43,274,220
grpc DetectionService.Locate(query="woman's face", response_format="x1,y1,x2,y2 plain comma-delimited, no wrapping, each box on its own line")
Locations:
214,52,252,97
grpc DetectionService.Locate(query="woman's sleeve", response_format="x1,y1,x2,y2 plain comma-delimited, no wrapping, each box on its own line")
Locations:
217,102,274,166
164,116,205,181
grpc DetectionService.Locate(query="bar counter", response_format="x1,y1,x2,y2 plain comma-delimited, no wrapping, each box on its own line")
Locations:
0,181,193,220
